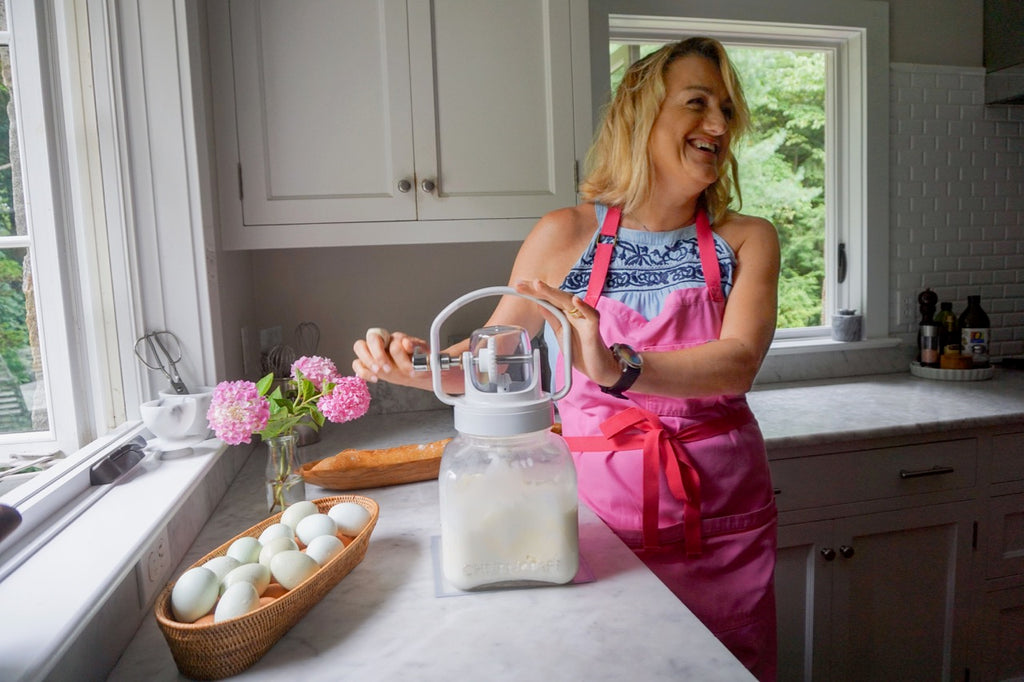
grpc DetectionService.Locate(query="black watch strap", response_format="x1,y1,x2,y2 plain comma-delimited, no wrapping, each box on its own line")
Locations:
600,343,643,399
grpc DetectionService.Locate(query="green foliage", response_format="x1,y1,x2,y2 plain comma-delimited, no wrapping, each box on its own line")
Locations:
0,250,30,384
730,48,827,328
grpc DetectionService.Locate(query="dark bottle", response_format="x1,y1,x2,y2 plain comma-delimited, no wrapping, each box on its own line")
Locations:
933,302,959,355
916,289,938,364
958,295,991,368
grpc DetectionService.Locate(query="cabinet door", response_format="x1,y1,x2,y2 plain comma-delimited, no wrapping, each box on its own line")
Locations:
407,0,576,220
829,504,973,682
983,493,1024,579
972,584,1024,681
226,0,417,225
776,522,833,682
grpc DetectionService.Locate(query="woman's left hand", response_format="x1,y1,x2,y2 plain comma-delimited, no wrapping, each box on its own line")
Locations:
513,279,620,387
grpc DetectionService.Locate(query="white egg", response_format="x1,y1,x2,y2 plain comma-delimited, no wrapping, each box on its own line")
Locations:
270,549,319,590
221,562,272,596
226,536,262,564
279,500,318,530
305,534,344,566
203,555,241,582
328,502,371,536
295,513,337,546
258,535,299,567
258,522,295,544
170,566,220,623
214,581,260,622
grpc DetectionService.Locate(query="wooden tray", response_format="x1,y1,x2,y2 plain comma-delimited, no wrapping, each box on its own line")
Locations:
154,495,378,680
300,438,451,490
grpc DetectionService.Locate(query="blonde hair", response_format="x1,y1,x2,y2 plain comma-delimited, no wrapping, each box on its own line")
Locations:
579,37,750,225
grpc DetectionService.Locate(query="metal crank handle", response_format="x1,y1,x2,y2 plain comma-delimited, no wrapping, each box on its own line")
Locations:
412,348,461,373
412,349,532,373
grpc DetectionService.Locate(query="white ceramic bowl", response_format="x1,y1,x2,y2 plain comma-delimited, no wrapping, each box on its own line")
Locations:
158,386,214,439
140,398,198,442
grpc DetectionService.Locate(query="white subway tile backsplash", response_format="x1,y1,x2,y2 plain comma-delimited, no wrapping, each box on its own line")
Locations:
890,64,1023,360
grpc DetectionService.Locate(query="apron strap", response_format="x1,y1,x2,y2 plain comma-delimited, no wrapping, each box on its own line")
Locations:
564,405,755,555
695,208,724,303
587,205,721,306
584,206,622,307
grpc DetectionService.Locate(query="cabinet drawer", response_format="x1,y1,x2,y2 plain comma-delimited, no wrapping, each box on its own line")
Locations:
991,432,1024,484
771,439,977,512
984,493,1024,579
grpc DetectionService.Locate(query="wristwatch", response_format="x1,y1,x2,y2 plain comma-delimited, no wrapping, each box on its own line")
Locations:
600,343,643,399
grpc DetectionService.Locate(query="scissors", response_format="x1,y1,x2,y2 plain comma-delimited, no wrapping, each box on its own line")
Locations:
134,331,190,394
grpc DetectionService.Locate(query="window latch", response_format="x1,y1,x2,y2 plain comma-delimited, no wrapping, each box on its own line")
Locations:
89,437,147,486
837,242,847,284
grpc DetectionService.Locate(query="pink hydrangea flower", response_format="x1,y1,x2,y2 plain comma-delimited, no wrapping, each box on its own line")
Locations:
291,355,341,391
206,380,270,445
318,376,371,424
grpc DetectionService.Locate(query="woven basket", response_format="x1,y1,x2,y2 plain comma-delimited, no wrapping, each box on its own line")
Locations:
154,495,379,680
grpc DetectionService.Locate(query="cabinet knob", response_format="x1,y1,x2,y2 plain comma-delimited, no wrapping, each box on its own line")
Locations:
839,545,855,559
397,179,412,193
821,547,836,561
420,179,436,193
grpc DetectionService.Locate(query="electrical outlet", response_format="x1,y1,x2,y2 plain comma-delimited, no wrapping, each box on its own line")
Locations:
136,527,172,609
895,293,915,327
902,296,915,326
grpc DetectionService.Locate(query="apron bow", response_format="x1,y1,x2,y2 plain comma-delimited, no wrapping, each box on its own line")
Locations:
599,406,703,555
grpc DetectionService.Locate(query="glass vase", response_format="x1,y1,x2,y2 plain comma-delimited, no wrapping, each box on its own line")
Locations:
265,434,305,514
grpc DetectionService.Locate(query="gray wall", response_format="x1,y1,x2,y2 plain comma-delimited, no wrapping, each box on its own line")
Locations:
887,0,982,66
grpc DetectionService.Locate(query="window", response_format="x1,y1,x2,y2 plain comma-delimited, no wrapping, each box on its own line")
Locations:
0,5,46,441
0,1,136,498
590,3,890,343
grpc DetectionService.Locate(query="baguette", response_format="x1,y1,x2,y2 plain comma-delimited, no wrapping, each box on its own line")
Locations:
310,438,452,472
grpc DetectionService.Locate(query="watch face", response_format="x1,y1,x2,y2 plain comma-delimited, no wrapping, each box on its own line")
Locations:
613,343,642,369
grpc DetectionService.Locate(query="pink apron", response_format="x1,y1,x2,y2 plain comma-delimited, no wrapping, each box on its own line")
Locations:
559,206,778,681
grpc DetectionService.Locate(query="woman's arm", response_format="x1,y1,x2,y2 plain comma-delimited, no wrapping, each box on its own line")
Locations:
640,213,780,396
351,206,593,389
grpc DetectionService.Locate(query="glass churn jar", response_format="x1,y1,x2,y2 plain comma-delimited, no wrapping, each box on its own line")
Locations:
417,287,578,590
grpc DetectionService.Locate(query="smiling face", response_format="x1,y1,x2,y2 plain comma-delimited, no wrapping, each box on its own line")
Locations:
647,54,734,201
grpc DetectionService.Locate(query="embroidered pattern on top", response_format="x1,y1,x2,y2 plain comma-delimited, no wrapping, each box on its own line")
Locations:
562,230,735,298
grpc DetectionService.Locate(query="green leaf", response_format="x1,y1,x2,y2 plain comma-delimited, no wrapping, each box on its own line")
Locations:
256,373,274,396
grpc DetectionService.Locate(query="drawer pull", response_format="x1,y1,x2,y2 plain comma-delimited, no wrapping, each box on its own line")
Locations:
899,465,955,479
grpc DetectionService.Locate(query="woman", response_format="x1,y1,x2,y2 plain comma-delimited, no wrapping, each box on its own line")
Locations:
353,37,780,680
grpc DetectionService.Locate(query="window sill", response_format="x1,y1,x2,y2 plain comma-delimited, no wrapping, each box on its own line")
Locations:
768,336,903,356
0,425,246,681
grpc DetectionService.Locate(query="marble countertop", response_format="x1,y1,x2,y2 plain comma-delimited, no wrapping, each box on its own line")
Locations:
109,411,753,681
108,368,1024,680
749,367,1024,451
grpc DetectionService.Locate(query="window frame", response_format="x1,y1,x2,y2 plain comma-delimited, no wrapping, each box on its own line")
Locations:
587,0,890,345
1,0,218,539
0,0,109,457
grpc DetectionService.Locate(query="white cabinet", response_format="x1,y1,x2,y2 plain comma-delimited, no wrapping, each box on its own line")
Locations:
207,0,579,249
972,584,1024,681
777,505,974,682
973,431,1024,680
772,438,978,682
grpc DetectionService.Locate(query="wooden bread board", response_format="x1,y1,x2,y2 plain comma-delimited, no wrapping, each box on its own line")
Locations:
300,438,452,490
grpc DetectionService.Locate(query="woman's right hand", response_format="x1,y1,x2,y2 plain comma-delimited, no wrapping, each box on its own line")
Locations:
352,328,431,388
